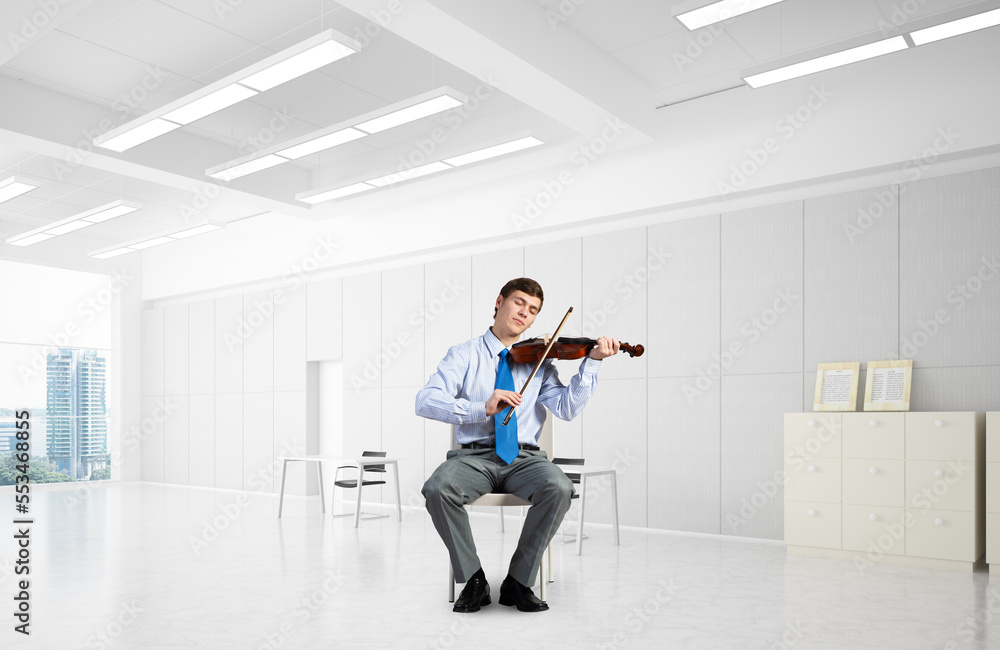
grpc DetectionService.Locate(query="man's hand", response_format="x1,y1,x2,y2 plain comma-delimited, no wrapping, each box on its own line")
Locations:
588,336,620,360
486,389,521,416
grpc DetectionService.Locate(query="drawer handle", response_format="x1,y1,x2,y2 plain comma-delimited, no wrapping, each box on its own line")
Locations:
808,509,817,517
869,467,878,475
808,465,817,472
935,419,944,427
934,469,944,478
934,518,944,526
808,419,817,427
869,513,878,521
869,419,877,427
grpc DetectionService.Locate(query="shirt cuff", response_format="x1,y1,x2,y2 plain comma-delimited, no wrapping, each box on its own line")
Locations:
470,401,488,422
581,356,602,376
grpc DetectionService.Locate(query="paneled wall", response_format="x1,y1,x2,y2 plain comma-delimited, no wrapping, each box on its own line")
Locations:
141,166,1000,540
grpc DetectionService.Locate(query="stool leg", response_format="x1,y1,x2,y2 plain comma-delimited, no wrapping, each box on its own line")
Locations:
448,563,456,602
393,462,402,521
577,476,586,556
277,459,289,518
317,461,326,514
354,465,364,528
611,473,620,546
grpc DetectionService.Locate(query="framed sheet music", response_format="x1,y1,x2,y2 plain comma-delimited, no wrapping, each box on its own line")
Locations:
813,362,860,412
864,360,913,411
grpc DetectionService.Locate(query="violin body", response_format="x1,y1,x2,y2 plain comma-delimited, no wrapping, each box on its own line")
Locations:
509,336,644,365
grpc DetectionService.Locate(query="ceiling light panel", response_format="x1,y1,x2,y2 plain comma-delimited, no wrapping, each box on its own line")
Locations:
208,154,289,181
91,247,136,260
910,7,1000,45
241,39,356,91
161,84,258,125
674,0,786,30
45,220,94,236
354,94,465,134
0,176,39,204
743,36,908,88
444,136,544,166
7,233,54,247
277,128,367,159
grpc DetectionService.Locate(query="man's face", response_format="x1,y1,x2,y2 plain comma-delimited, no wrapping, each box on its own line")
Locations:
494,290,541,337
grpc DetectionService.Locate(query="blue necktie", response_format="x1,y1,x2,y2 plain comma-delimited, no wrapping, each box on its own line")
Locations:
494,349,518,464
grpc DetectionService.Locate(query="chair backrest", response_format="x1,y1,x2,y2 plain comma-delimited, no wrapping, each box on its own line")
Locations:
361,450,387,472
551,457,584,482
450,410,554,459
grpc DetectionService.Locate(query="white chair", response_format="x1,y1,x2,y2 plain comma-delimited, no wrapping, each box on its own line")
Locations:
331,450,390,522
447,416,554,602
552,456,620,555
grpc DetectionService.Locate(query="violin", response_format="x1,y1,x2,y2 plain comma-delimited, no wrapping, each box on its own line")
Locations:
509,336,644,364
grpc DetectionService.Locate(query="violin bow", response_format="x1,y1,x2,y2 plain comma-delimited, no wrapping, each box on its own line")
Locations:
502,306,573,426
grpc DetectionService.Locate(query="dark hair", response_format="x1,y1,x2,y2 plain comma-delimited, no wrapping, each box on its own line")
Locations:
493,278,544,318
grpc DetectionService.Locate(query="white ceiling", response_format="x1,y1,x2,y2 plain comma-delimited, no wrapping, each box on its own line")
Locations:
0,0,994,269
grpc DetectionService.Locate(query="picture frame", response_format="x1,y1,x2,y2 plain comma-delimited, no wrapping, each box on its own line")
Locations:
863,359,913,411
813,362,860,412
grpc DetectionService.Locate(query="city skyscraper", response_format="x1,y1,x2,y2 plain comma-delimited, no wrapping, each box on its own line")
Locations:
46,348,108,479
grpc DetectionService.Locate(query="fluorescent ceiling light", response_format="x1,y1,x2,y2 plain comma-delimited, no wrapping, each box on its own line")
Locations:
910,7,1000,45
743,36,908,88
95,119,182,152
297,135,544,204
129,236,175,250
208,154,288,181
206,87,467,180
77,200,141,223
169,224,223,239
674,0,786,30
444,136,544,166
277,128,366,159
0,176,39,203
45,220,94,236
7,233,54,247
354,94,465,134
91,247,135,259
241,39,355,91
298,182,375,204
94,29,359,152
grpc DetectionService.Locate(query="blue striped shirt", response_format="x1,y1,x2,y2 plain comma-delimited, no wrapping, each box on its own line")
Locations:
415,327,602,445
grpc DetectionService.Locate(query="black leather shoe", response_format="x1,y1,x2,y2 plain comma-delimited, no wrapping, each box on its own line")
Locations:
453,575,490,613
498,575,548,612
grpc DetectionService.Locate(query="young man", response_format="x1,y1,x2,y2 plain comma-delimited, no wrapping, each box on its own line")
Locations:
416,277,619,613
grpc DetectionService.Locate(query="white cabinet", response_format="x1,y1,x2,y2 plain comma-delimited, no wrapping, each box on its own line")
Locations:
784,411,985,571
987,413,1000,572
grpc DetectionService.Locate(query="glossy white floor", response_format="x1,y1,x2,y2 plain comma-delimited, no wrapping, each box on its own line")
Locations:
6,481,1000,650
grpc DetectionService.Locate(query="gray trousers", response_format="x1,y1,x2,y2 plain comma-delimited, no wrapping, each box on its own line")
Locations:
422,448,574,586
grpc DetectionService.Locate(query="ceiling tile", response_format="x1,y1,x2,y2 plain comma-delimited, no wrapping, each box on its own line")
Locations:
159,0,329,44
5,30,81,75
611,30,756,93
563,0,685,54
56,0,150,39
286,83,386,127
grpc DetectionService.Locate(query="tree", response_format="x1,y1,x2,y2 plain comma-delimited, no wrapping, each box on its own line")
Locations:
89,467,111,481
0,453,76,485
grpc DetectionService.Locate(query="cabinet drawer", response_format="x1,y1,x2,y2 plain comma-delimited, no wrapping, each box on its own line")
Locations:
988,462,1000,514
843,413,903,459
905,460,976,511
842,505,906,556
784,457,840,503
905,508,977,562
785,413,841,458
988,513,1000,566
843,459,903,507
785,501,841,549
989,412,1000,463
905,412,976,460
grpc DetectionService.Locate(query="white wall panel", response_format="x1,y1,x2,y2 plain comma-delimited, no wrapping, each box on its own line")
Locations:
899,168,1000,367
343,387,381,458
243,392,274,493
524,238,583,337
804,186,898,370
274,287,307,392
140,396,164,482
580,378,647,527
163,395,189,485
648,377,720,534
187,394,215,488
471,249,523,336
188,300,215,395
582,227,647,380
306,278,343,361
141,308,164,396
648,215,719,378
381,386,426,506
214,394,243,490
242,290,273,394
274,390,312,497
163,304,188,396
422,419,451,499
721,202,803,375
720,372,803,540
910,366,1000,412
380,265,425,388
214,295,243,394
342,272,381,391
423,256,472,382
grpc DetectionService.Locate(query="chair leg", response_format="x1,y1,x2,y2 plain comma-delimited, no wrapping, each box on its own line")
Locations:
499,506,505,532
448,562,456,602
317,461,325,514
577,477,587,556
539,546,547,601
277,459,289,518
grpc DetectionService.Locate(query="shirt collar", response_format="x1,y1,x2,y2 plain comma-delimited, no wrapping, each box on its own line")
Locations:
483,326,507,358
